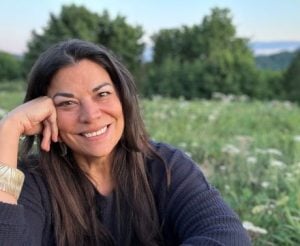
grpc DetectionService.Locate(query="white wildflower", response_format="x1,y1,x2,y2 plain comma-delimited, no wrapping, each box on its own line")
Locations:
224,94,235,103
225,185,230,190
179,100,189,108
246,156,257,164
242,221,267,235
261,181,270,188
208,111,219,122
270,159,285,168
191,141,199,147
151,95,162,101
252,205,268,214
283,101,293,109
211,92,234,103
267,148,282,156
285,172,293,179
237,95,249,102
212,92,226,100
219,165,226,171
222,144,240,155
293,135,300,142
179,142,187,149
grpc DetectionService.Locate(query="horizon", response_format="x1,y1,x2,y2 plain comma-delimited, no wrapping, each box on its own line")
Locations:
1,0,300,55
2,41,300,58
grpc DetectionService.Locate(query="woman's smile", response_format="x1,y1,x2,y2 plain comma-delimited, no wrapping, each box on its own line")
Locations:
81,125,109,138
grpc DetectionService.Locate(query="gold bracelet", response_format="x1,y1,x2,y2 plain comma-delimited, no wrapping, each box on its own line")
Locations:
0,162,25,200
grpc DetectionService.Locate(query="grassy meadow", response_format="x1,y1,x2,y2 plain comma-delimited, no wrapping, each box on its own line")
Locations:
1,81,300,245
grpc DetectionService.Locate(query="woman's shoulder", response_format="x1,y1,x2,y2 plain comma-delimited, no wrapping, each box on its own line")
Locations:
149,141,189,164
147,140,210,192
149,140,204,175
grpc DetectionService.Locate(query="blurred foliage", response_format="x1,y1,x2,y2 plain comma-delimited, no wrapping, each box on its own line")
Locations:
0,80,25,110
23,4,144,79
141,7,286,100
0,51,22,81
283,50,300,103
1,4,300,102
141,96,300,245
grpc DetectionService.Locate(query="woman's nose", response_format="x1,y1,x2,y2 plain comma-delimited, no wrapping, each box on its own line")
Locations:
79,100,102,123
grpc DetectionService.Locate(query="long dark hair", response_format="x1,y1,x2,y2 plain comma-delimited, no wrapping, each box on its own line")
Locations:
22,39,163,246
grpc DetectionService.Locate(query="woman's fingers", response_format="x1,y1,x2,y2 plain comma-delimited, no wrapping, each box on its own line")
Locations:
41,112,59,151
4,96,59,151
41,120,51,152
48,107,58,143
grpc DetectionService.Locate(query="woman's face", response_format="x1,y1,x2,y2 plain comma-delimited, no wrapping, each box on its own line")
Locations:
47,59,124,163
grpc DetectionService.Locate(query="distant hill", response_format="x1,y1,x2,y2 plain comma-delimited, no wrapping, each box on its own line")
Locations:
255,51,298,71
0,50,23,60
249,41,300,55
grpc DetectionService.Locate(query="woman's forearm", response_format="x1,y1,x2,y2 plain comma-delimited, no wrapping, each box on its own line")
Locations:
0,116,23,204
0,116,22,168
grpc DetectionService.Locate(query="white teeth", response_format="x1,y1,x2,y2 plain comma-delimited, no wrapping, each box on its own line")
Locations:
83,126,108,138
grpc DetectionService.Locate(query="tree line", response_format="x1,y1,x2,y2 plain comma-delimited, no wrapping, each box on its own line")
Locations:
0,4,300,103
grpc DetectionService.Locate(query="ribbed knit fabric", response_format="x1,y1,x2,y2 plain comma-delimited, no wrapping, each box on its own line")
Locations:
0,142,251,245
147,142,251,245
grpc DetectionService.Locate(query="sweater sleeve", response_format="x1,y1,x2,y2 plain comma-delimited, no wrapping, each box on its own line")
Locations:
0,165,53,245
151,142,251,246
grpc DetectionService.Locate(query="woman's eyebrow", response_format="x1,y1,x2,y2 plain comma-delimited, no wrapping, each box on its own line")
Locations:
92,82,112,92
52,92,74,99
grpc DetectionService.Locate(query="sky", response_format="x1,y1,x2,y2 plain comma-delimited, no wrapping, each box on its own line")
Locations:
1,0,300,55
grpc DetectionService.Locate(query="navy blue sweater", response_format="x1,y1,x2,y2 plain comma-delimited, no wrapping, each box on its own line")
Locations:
0,142,251,245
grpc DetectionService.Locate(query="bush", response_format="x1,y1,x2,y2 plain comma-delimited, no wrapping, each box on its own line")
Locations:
0,51,22,81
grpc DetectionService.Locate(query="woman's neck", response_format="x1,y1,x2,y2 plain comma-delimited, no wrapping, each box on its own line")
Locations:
74,154,114,196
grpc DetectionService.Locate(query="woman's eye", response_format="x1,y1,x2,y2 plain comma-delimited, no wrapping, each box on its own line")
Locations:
56,101,76,107
98,91,111,97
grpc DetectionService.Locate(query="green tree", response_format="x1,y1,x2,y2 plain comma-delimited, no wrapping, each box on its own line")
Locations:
151,29,184,64
23,5,99,75
283,50,300,102
23,4,144,77
145,7,258,98
96,11,144,76
254,70,283,99
0,51,22,81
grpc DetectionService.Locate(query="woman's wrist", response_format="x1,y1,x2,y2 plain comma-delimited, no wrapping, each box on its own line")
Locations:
0,115,24,170
0,162,25,200
0,190,18,204
0,113,25,138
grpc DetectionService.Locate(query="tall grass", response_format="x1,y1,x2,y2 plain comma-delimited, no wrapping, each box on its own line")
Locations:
0,80,25,110
142,96,300,245
0,82,299,245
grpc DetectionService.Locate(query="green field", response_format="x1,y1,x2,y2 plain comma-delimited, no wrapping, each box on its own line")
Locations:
0,81,25,111
1,82,299,245
142,97,300,245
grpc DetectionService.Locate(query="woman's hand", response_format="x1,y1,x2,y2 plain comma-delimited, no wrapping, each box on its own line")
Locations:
2,96,58,151
0,96,58,203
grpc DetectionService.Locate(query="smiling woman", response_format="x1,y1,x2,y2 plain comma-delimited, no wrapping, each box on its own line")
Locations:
48,60,124,178
0,39,251,246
